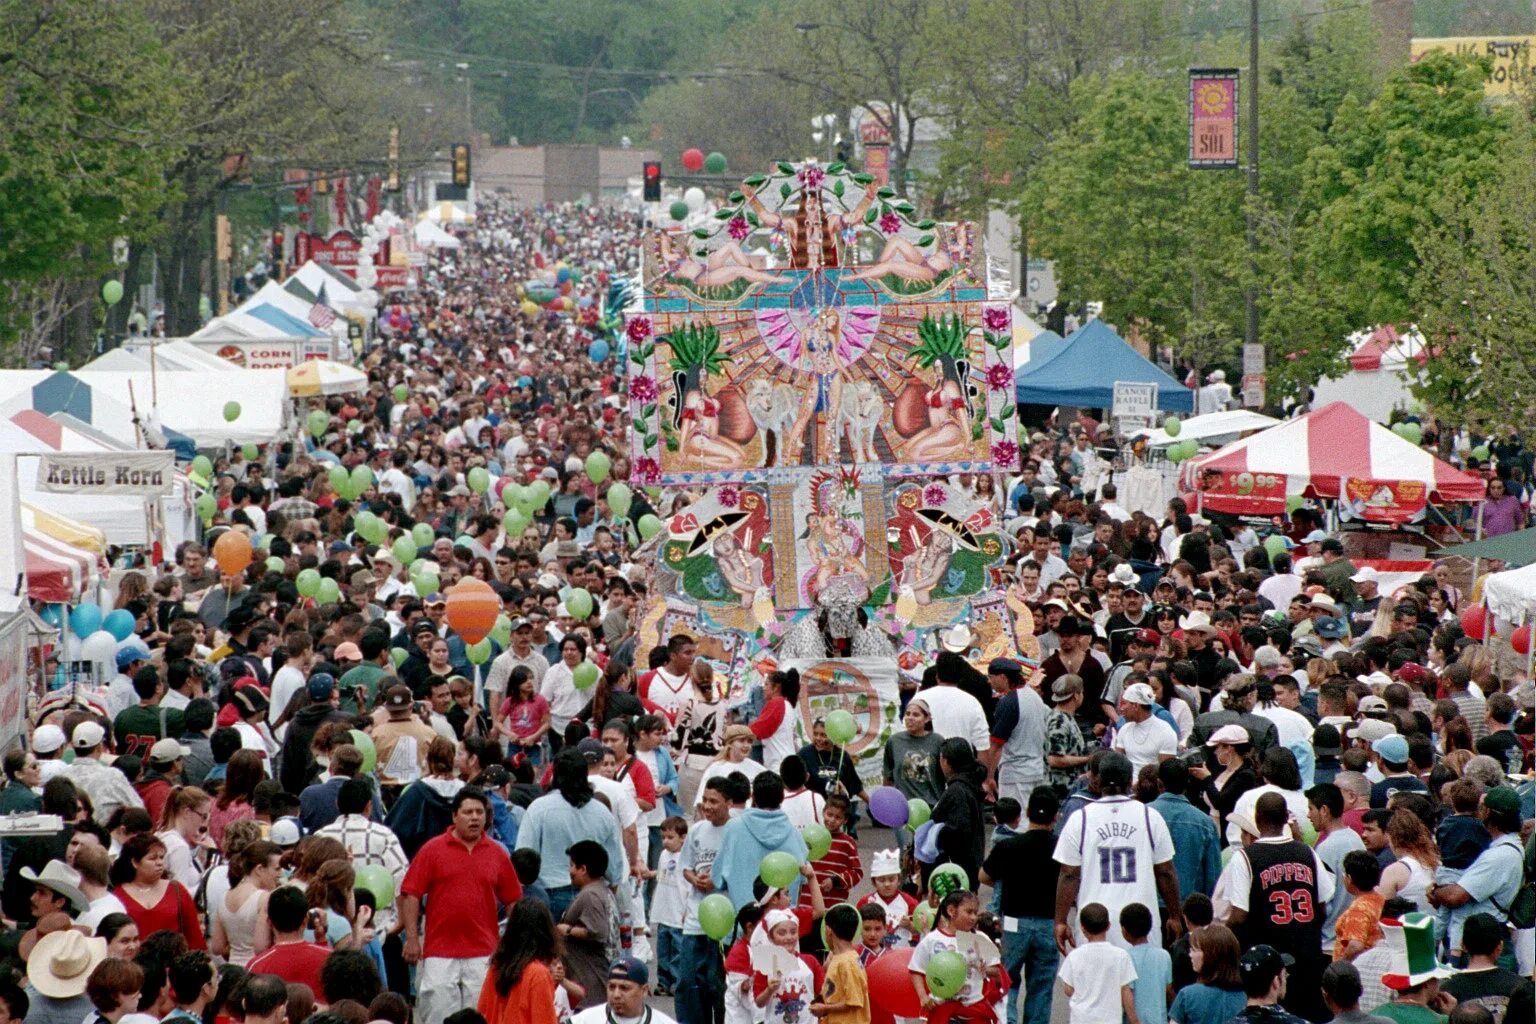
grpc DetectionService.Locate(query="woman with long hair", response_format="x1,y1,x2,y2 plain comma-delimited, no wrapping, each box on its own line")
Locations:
928,736,985,889
749,668,801,771
694,724,767,807
1168,925,1247,1024
210,840,280,966
156,786,212,890
518,750,625,919
576,657,644,728
881,698,944,807
676,660,726,761
109,832,205,949
477,898,565,1024
209,750,262,850
1376,809,1438,916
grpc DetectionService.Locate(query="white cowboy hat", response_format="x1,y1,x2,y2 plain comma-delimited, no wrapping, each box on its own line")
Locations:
20,860,86,914
940,624,975,653
1178,610,1218,634
1109,563,1138,586
27,930,106,999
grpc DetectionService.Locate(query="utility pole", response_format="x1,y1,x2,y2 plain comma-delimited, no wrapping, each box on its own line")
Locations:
1244,0,1259,362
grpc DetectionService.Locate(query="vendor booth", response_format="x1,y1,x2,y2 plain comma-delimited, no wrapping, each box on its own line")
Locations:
1014,319,1193,413
1310,325,1427,424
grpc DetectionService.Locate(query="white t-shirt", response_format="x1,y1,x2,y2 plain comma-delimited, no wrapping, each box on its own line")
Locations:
650,846,687,929
158,829,200,891
268,665,307,726
781,789,826,830
645,667,694,722
693,759,766,806
1225,784,1312,846
76,892,127,932
571,1007,677,1024
918,686,990,751
1111,716,1178,774
1253,705,1314,749
1053,795,1175,949
909,928,999,1007
1058,939,1137,1023
1257,572,1301,612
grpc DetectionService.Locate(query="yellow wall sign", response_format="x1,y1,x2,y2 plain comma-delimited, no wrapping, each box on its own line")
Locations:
1411,36,1536,96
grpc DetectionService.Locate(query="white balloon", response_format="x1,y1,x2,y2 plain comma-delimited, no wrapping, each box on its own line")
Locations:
80,630,118,664
684,187,706,211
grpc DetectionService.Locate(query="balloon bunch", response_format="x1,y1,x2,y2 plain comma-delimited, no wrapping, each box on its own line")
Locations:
1165,438,1200,463
1390,420,1423,446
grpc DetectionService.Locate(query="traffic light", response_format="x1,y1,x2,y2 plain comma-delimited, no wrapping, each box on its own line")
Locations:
642,161,662,202
452,143,471,188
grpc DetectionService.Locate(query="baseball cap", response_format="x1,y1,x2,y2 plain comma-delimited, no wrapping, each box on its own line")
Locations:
1238,944,1294,991
148,738,190,764
424,592,446,607
232,685,268,718
1314,616,1347,639
384,685,414,710
1132,628,1161,645
1252,645,1282,669
306,673,337,700
32,725,66,754
1354,719,1397,743
1121,683,1156,706
269,817,302,847
1484,786,1521,815
329,540,351,554
1396,663,1428,684
509,617,531,631
987,658,1022,675
333,642,362,663
1302,529,1328,544
576,737,605,762
71,722,105,750
608,956,649,986
1312,723,1342,756
1049,676,1082,703
349,570,377,589
114,639,151,669
1358,695,1389,716
1205,724,1251,746
1349,566,1379,584
1372,734,1410,764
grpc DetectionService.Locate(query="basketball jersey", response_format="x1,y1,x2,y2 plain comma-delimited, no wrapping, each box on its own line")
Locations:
1239,839,1322,952
1052,795,1175,948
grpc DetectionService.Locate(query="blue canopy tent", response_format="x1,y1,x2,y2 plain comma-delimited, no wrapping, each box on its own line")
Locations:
1013,319,1193,413
1014,329,1066,371
240,303,328,338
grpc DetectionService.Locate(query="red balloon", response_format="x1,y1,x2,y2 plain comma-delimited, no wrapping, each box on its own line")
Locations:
867,947,921,1017
1513,624,1532,656
681,148,705,172
1461,605,1490,641
444,579,499,644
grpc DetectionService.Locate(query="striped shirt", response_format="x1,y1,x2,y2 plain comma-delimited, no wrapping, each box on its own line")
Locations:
798,831,862,909
313,813,410,928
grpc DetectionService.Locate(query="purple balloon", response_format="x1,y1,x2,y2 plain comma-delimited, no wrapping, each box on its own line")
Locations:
869,785,910,828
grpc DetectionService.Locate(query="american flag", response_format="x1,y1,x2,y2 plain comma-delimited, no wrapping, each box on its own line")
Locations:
308,283,337,328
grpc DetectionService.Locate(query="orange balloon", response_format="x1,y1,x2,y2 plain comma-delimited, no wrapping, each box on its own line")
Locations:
212,531,254,576
445,578,499,644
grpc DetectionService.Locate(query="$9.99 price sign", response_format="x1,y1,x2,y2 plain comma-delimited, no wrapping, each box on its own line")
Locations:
1199,469,1288,515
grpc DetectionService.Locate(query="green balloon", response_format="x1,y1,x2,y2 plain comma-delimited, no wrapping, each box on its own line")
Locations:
296,568,321,598
467,466,490,494
572,661,600,690
328,465,348,494
1472,444,1490,461
606,483,633,518
265,557,285,575
316,577,341,605
585,451,610,484
698,893,734,941
759,851,799,889
355,863,395,907
412,523,435,548
455,534,474,549
637,514,663,541
503,508,529,537
1163,415,1181,437
527,479,551,507
1299,820,1318,847
354,510,377,540
466,638,493,665
101,280,123,306
565,587,594,621
1285,495,1305,514
823,709,857,746
307,410,329,438
348,729,378,774
801,822,832,861
223,401,241,422
392,383,409,402
704,151,727,174
669,201,690,221
194,494,216,522
1264,534,1287,558
350,464,374,494
241,444,259,462
191,455,213,479
1401,422,1422,445
926,951,968,1000
392,535,416,563
929,863,968,901
390,647,408,668
491,614,512,646
906,797,932,831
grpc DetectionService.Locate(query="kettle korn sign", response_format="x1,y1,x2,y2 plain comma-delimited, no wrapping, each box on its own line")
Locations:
36,451,175,497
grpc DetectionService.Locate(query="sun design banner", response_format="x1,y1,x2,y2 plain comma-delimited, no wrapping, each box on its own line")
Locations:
1189,70,1239,169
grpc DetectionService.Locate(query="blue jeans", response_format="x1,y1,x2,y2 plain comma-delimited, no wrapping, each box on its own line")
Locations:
675,932,724,1024
546,884,579,922
655,924,683,990
1004,917,1058,1024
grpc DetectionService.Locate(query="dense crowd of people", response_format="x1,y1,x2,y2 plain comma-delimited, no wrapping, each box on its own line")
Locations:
3,195,1532,1024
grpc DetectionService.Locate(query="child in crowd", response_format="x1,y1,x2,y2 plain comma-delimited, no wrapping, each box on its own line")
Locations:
1170,893,1213,991
857,904,887,967
1434,777,1491,943
724,903,766,1024
809,795,864,907
557,840,614,1010
908,889,1001,1024
650,815,688,996
754,909,825,1024
857,849,917,950
984,798,1021,915
1120,903,1170,1024
1057,902,1138,1024
1167,925,1247,1024
510,849,548,909
810,903,870,1024
1333,850,1386,961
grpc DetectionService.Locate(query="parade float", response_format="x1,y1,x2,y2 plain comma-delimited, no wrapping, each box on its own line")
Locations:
629,160,1037,782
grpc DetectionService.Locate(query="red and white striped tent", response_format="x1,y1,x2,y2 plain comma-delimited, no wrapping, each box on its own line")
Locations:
19,504,100,603
1188,402,1484,503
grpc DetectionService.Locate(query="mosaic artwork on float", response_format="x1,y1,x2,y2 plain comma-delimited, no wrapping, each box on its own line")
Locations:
630,159,1036,767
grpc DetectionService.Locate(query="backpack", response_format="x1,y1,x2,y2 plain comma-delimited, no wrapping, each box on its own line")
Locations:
1506,830,1535,930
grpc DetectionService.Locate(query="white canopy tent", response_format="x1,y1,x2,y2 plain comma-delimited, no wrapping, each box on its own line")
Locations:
288,261,376,320
1134,409,1281,447
414,219,462,249
1481,562,1536,625
1309,325,1425,424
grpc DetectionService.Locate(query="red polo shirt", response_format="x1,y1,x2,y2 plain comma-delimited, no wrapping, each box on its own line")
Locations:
400,826,522,958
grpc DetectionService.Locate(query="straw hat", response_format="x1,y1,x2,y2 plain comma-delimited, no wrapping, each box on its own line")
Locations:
27,930,106,999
